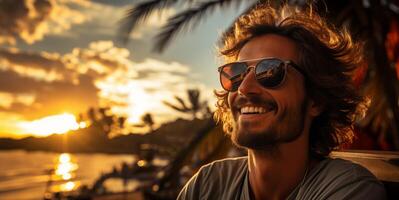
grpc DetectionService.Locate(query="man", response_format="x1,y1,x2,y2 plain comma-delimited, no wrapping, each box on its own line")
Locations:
177,3,386,200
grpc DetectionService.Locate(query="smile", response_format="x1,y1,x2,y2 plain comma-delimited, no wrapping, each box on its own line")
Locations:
241,106,267,114
240,104,276,115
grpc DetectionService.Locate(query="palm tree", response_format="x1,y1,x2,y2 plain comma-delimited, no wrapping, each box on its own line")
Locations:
163,89,208,119
142,113,155,132
83,107,128,137
118,0,257,52
98,107,114,136
119,0,399,150
117,116,127,129
87,107,98,125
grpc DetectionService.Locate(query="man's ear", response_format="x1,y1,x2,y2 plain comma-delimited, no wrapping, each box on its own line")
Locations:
308,99,324,117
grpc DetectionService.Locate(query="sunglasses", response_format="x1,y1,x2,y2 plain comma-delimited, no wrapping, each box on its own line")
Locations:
218,57,304,92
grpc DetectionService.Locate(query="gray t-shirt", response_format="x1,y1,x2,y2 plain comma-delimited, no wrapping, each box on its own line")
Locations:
177,157,386,200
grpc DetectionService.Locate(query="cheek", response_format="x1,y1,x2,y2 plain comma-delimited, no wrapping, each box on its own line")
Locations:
271,84,306,112
227,92,236,108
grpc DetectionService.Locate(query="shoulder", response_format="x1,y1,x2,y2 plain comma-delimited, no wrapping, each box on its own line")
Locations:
317,158,383,184
303,158,386,200
199,156,248,176
187,156,248,187
177,157,248,200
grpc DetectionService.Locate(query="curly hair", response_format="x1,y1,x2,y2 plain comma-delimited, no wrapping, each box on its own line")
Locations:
214,3,366,157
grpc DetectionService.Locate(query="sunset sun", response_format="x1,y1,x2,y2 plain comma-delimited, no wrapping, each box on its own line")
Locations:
18,113,86,137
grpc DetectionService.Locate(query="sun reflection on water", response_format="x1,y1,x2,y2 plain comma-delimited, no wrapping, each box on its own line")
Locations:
51,153,79,192
61,181,76,191
55,153,78,181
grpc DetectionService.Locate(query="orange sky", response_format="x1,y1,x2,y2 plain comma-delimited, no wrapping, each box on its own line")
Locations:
0,0,243,138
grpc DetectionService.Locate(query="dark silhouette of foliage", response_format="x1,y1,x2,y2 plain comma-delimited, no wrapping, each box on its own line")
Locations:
142,113,155,132
118,0,248,52
119,0,179,44
87,107,97,124
82,107,127,137
163,89,208,119
98,107,114,135
118,116,127,129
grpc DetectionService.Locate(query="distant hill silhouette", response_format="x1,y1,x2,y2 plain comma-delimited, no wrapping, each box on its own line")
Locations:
0,118,213,156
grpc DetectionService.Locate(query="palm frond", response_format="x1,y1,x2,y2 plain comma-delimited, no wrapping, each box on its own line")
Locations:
118,0,179,44
162,100,189,112
188,89,200,108
174,96,189,110
154,0,241,52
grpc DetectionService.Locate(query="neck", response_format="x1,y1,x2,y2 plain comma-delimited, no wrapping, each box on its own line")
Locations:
247,133,315,200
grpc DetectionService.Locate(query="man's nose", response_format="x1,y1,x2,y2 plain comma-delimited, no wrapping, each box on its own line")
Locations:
237,68,262,96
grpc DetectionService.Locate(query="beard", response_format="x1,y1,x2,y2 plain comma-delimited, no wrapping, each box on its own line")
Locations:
230,96,309,150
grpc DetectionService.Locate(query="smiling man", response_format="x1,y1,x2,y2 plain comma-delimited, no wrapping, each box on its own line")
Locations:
177,3,386,200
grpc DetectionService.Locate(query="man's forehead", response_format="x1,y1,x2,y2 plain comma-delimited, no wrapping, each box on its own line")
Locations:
237,34,300,63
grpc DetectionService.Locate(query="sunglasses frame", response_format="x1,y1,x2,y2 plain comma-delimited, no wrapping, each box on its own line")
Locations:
218,57,304,92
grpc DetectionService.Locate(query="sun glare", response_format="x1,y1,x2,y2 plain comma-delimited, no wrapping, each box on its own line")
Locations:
51,153,80,192
62,181,77,191
18,113,84,137
55,153,78,181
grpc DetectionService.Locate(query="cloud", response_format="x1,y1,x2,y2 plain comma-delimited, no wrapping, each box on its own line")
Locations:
0,48,78,83
58,41,213,126
0,92,13,108
0,0,87,45
94,56,214,126
0,41,129,84
64,41,131,76
134,58,190,74
0,0,175,44
0,45,100,119
0,41,215,133
0,92,36,109
74,2,175,39
0,70,99,121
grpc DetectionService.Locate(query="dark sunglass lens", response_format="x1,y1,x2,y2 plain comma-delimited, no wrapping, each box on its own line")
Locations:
255,59,285,87
220,63,246,91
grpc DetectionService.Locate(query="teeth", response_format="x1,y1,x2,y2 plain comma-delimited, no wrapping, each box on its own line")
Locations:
240,106,268,114
249,107,255,113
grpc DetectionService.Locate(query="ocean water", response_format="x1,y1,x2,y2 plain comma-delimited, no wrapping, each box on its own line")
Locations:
0,150,138,200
